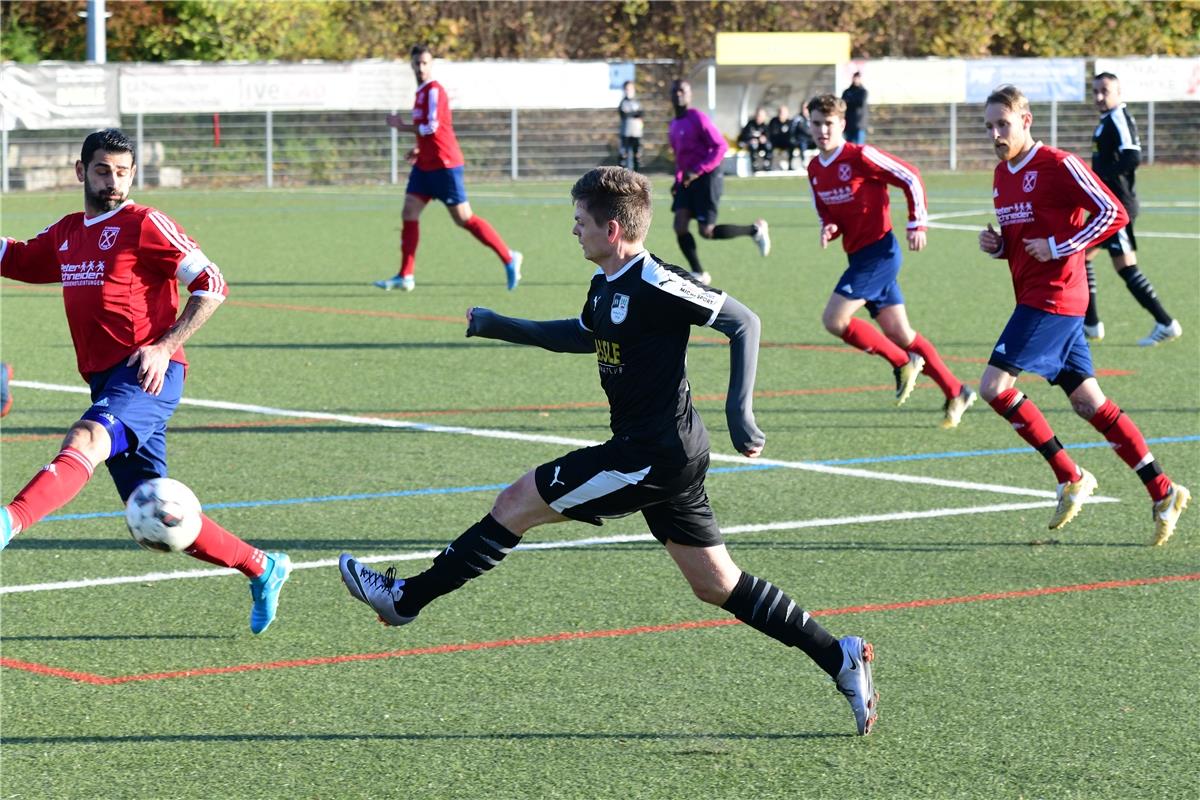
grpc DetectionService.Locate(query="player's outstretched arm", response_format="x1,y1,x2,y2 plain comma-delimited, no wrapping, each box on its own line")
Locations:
466,307,594,354
710,295,765,457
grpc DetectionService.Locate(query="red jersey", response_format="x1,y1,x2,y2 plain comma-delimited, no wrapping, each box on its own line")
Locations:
989,143,1127,316
807,142,928,254
412,80,465,171
1,201,228,380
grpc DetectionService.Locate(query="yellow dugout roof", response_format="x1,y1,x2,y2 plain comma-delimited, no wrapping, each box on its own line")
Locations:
715,32,851,66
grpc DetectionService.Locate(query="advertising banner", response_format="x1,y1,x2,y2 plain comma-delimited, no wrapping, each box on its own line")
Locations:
965,58,1086,102
0,63,119,130
1094,58,1200,102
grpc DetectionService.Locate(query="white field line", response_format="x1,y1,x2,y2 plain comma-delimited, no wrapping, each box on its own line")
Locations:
0,498,1114,595
11,380,1084,500
927,210,1200,239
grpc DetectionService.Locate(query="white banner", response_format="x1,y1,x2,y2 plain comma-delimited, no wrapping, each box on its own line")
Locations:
965,58,1086,102
118,60,622,114
0,64,120,130
1093,58,1200,102
843,59,967,104
119,61,411,113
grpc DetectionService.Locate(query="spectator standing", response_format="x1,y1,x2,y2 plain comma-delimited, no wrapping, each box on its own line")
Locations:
842,73,869,145
617,81,645,172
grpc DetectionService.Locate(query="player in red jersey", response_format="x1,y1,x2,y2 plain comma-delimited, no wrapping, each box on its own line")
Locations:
805,94,974,428
374,43,522,293
978,85,1189,544
0,129,292,629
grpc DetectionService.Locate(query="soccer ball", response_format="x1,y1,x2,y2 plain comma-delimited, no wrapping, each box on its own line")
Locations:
125,478,203,553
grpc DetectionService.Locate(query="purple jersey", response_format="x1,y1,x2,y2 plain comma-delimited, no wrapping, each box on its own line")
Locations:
668,109,728,184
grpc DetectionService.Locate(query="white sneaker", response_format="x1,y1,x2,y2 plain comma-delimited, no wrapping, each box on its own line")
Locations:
835,636,878,735
338,553,416,626
1083,321,1105,342
1137,319,1182,347
753,219,771,257
1048,468,1098,530
1152,483,1191,546
374,275,415,292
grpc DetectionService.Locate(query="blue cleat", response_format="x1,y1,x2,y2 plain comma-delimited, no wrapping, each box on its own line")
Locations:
249,552,292,634
504,250,523,291
0,507,13,552
835,635,878,735
1,362,12,418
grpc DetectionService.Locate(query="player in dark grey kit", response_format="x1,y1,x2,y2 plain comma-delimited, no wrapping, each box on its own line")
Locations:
338,166,879,736
1084,72,1182,347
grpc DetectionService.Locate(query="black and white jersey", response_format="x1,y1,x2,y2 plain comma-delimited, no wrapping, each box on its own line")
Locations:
1092,103,1141,217
579,251,726,460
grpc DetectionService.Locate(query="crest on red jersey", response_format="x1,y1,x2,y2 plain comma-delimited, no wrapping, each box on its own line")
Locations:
837,163,852,182
1022,172,1038,193
98,226,121,251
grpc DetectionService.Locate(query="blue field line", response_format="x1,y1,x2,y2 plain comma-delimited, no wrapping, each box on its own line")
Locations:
38,435,1197,523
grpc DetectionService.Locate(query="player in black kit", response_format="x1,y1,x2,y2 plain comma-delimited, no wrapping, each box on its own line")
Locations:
1084,72,1182,347
338,166,880,735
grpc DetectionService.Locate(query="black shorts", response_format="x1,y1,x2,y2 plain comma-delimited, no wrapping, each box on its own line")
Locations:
671,169,722,225
1099,221,1137,257
534,439,721,547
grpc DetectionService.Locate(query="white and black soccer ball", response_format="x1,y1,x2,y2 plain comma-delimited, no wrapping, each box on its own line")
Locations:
125,478,202,553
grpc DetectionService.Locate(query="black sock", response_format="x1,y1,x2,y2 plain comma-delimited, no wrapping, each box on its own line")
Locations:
721,571,843,677
1118,266,1173,325
1084,260,1100,326
395,514,521,617
712,223,755,239
676,231,702,271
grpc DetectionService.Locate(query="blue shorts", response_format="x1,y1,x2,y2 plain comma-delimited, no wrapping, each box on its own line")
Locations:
406,165,468,206
84,361,185,502
835,231,905,317
989,305,1094,384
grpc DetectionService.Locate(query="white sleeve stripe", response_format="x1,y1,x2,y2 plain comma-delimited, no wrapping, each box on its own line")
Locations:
0,238,8,262
148,211,197,255
189,290,227,302
862,146,927,224
1057,155,1120,255
1112,110,1138,151
424,87,440,134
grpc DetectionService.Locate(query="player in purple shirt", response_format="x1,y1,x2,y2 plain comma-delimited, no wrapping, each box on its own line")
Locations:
668,80,771,284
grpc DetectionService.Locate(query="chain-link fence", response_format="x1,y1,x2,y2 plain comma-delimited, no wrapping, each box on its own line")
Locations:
4,100,1197,191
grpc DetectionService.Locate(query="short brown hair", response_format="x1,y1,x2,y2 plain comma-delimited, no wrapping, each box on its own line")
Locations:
807,94,845,118
985,84,1030,114
570,167,652,242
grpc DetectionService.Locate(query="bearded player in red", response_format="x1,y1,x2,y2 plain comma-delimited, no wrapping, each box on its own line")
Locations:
978,85,1189,545
805,94,974,429
1,129,292,630
374,43,523,293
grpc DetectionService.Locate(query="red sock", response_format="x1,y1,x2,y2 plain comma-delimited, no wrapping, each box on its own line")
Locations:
184,514,266,579
463,215,512,264
7,447,95,533
907,332,963,400
988,388,1079,484
841,318,908,368
399,220,419,278
1088,399,1172,501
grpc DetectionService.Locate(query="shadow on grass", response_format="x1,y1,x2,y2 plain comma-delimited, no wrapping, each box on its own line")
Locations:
0,633,232,642
0,729,850,746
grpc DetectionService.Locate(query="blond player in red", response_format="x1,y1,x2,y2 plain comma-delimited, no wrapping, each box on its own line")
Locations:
978,85,1189,544
805,94,974,428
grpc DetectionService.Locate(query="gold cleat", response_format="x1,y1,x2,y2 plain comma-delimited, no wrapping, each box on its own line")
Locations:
1048,468,1098,530
941,386,978,429
1152,483,1191,546
894,353,925,407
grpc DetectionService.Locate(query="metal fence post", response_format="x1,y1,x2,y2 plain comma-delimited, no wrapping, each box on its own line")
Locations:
949,102,957,171
510,107,519,180
265,110,274,188
1,106,8,193
390,108,398,185
1147,101,1156,165
1050,100,1058,147
136,113,144,191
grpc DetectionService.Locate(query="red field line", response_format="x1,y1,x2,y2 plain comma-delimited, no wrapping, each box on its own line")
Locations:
3,572,1195,686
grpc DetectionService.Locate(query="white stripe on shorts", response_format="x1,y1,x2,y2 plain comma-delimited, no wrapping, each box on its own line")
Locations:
550,465,652,515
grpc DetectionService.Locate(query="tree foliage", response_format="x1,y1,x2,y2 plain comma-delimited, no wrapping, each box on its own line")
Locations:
3,0,1197,64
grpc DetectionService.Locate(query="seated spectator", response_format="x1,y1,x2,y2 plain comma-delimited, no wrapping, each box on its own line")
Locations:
768,105,803,170
738,107,773,172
